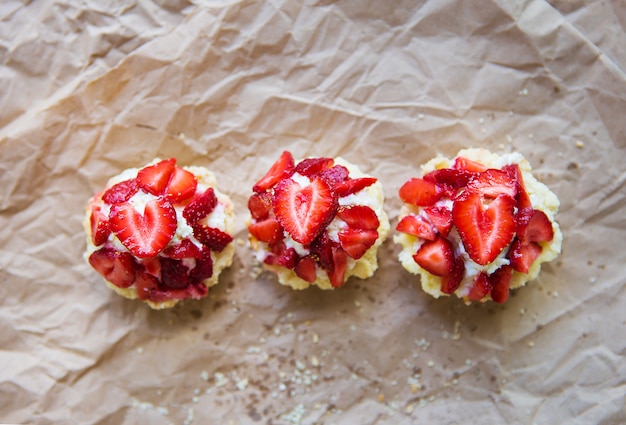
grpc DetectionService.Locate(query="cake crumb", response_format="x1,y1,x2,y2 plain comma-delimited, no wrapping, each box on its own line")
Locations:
312,333,320,343
575,140,584,149
378,393,386,402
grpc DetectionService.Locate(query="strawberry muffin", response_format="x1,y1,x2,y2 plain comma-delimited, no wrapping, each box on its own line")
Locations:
247,151,390,289
84,158,235,309
394,148,562,304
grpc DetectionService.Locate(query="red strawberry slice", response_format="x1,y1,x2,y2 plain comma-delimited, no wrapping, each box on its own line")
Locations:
109,197,177,258
467,169,517,199
318,165,349,186
294,256,318,283
508,239,542,274
90,204,111,246
453,192,516,266
160,257,190,289
309,233,334,271
423,169,476,198
396,214,436,240
338,228,378,259
328,246,348,288
412,235,455,276
337,205,380,231
489,265,512,303
137,158,176,195
453,156,488,173
467,272,493,301
134,267,162,300
249,218,284,244
102,178,139,204
166,167,197,203
334,177,378,197
253,151,295,193
264,241,298,269
503,164,532,210
88,247,136,288
399,177,441,206
248,192,273,220
424,206,453,237
183,188,218,225
193,225,233,252
295,157,334,176
515,208,554,245
441,256,465,294
162,239,203,259
189,247,214,283
273,177,338,245
141,257,162,277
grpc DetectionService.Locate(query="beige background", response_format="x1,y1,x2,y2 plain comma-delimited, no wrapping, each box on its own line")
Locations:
1,1,625,424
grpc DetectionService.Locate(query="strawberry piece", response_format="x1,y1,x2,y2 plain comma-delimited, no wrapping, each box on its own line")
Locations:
467,272,493,301
295,157,334,176
328,246,348,288
396,214,436,240
337,205,380,231
515,208,554,245
141,257,161,277
338,228,378,259
503,164,532,210
193,225,233,252
109,197,177,258
424,206,453,237
441,256,465,294
137,158,176,196
334,177,377,197
412,235,454,276
160,257,190,289
166,167,197,203
453,192,516,266
318,165,349,186
489,265,512,303
189,247,214,283
249,218,284,244
453,157,488,173
399,177,441,207
183,188,218,225
162,239,203,259
90,204,111,246
247,192,273,220
88,247,136,288
310,233,334,271
467,169,517,199
253,151,295,193
264,241,298,269
102,179,139,205
134,267,161,300
294,256,318,283
273,177,338,245
509,239,542,274
423,169,475,198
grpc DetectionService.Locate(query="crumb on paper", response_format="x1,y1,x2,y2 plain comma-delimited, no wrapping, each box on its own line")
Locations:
576,140,584,149
280,404,305,424
200,370,209,381
235,377,249,391
214,372,229,387
312,333,319,343
183,407,194,425
377,393,385,403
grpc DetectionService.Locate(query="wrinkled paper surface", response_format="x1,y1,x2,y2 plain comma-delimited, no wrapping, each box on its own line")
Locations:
1,1,626,424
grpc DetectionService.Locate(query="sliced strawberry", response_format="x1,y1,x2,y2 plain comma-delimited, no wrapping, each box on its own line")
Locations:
337,205,380,231
453,156,488,173
328,246,348,288
247,192,273,220
88,247,136,288
310,233,334,271
193,225,233,252
467,169,517,199
399,177,441,207
166,167,197,203
141,257,162,277
509,239,542,274
249,218,284,244
109,197,177,258
189,247,214,283
338,228,378,259
264,241,298,269
489,265,512,303
137,158,176,196
334,177,378,197
183,188,217,225
441,256,465,294
423,169,476,198
412,235,455,276
294,256,318,283
467,272,493,301
515,208,554,245
424,206,453,237
295,157,334,176
102,179,139,205
160,257,190,289
318,165,349,186
503,164,532,210
90,204,111,246
162,239,203,259
396,214,436,240
134,267,161,300
453,192,516,266
253,151,295,193
273,177,338,245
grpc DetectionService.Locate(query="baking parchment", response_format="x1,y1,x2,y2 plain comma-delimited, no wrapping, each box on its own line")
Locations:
1,1,625,424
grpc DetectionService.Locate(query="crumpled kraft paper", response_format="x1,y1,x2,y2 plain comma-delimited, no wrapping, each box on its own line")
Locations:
1,0,625,424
